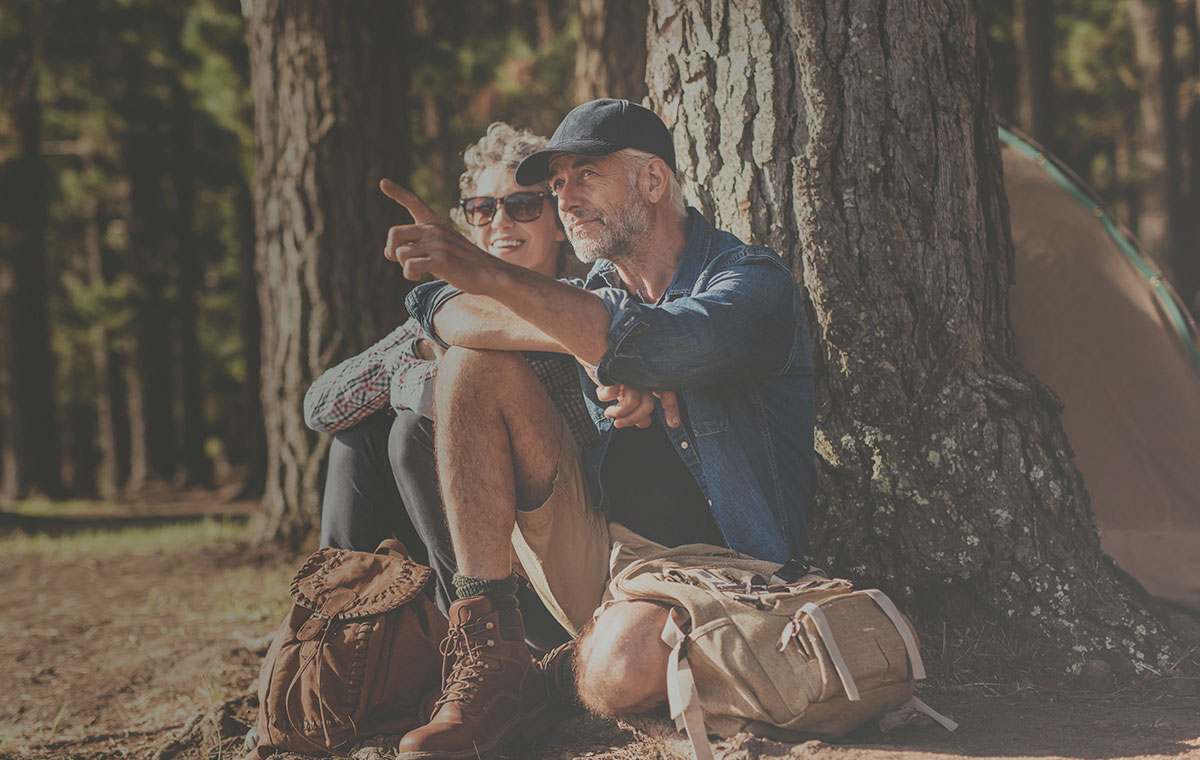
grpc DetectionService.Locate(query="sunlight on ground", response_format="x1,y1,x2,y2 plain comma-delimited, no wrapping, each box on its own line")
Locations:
3,498,132,517
1,517,251,558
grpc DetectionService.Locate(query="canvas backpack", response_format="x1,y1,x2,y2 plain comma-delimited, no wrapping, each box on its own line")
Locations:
246,538,448,758
606,545,956,760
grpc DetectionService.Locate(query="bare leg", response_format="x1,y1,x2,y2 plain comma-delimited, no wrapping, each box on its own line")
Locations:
434,347,564,581
574,601,672,714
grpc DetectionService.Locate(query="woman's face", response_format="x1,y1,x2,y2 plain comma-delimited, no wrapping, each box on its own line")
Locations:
467,166,565,277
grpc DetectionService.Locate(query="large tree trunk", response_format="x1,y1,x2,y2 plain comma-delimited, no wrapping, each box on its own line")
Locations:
575,0,649,103
242,0,410,545
0,0,61,498
1014,0,1055,147
1128,0,1185,287
645,0,1182,674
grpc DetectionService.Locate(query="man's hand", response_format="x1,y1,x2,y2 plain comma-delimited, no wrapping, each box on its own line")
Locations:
380,179,503,293
597,384,680,429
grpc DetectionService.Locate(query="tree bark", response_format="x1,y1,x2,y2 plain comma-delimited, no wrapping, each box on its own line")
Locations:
0,0,61,498
645,0,1182,674
242,0,410,545
1014,0,1055,147
575,0,649,103
1128,0,1185,285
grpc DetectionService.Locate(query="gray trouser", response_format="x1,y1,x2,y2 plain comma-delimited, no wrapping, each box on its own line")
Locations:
317,409,568,650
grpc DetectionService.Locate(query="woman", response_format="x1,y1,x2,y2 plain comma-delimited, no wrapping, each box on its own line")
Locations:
303,122,588,647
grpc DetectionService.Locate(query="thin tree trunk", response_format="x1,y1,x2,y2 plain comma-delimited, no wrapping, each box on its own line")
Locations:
1015,0,1056,147
0,0,60,497
85,193,120,499
1128,0,1185,283
235,177,266,497
0,263,17,502
118,49,177,487
168,68,211,487
121,327,149,493
575,0,649,103
645,0,1182,675
1115,114,1138,230
1182,0,1200,312
242,0,410,545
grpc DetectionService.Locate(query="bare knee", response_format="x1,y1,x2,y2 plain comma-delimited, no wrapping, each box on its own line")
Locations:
435,347,526,396
574,601,672,715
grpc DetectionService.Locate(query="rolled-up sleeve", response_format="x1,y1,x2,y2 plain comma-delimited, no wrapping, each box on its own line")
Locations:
593,249,803,389
405,281,463,349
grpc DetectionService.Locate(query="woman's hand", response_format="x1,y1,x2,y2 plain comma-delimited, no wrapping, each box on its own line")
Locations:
596,384,680,429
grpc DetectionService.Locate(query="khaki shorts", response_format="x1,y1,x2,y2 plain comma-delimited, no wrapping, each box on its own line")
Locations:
511,419,666,637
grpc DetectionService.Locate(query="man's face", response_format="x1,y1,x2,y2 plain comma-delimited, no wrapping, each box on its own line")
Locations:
548,153,653,264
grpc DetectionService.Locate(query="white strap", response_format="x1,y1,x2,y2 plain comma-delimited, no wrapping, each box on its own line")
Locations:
862,589,926,680
799,602,860,701
905,695,959,732
661,613,716,760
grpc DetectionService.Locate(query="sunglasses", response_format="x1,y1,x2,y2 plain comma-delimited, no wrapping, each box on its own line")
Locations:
459,191,550,227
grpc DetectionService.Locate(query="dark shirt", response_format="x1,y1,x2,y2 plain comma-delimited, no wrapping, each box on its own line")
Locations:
600,418,725,547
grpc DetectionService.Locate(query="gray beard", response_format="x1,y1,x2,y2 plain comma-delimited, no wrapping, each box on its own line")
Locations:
569,189,654,265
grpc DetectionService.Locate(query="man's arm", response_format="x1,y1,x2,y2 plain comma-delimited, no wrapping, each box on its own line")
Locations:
591,250,806,389
384,180,613,363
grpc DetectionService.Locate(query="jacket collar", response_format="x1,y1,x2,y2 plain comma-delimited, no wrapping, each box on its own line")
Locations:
584,208,709,301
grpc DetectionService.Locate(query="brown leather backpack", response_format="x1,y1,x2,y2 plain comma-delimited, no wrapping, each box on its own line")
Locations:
246,538,447,758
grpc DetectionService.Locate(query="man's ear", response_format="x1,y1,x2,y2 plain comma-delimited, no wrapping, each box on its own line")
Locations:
640,157,671,205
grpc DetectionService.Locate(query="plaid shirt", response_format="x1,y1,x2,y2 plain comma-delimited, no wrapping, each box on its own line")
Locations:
303,319,596,449
303,318,436,432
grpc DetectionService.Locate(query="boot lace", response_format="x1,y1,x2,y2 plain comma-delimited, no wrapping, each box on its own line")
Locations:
436,611,496,707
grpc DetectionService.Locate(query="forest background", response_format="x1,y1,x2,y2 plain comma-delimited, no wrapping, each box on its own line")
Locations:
2,1,1200,758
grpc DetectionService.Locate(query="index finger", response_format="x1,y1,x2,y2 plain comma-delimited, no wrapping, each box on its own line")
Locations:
379,178,439,224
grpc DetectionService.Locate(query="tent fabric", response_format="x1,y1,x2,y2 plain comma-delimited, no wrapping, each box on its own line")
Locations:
1002,129,1200,611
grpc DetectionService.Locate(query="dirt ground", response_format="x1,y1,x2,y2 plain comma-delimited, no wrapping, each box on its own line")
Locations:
2,504,1199,760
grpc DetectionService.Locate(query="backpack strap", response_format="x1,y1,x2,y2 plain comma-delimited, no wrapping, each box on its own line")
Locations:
799,602,860,701
660,611,715,760
904,695,959,732
861,590,926,679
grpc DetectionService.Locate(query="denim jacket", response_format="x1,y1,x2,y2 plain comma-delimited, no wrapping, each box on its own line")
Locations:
406,208,814,562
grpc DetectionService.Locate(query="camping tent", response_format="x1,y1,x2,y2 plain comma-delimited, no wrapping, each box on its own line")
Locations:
1001,127,1200,612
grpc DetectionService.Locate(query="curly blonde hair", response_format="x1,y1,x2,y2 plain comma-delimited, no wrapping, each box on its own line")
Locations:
451,122,552,226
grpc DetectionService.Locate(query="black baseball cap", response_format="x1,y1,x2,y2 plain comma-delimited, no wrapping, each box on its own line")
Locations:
515,98,676,186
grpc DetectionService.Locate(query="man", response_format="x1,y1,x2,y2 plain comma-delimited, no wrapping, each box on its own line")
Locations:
381,99,815,760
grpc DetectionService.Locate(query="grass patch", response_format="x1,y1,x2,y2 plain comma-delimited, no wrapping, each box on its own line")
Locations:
1,517,252,558
3,497,130,517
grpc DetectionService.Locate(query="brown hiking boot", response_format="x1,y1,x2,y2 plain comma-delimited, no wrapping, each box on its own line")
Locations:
395,594,552,760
